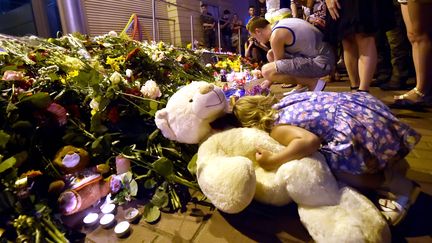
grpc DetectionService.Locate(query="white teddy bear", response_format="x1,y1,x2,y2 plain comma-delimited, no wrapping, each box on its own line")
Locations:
155,81,390,242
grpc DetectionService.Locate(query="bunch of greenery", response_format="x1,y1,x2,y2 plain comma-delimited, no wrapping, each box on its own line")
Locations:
0,32,215,240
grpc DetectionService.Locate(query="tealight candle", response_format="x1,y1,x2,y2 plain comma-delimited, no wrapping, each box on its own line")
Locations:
101,203,116,214
99,213,115,228
83,213,99,226
124,208,140,223
114,221,130,237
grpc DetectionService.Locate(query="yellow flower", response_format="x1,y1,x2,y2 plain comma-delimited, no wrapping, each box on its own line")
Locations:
106,56,125,71
68,70,79,78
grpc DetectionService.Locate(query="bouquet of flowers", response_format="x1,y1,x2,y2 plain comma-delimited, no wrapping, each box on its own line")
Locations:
0,32,215,241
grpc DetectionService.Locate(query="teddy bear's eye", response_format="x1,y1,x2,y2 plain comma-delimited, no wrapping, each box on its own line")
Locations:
189,99,193,102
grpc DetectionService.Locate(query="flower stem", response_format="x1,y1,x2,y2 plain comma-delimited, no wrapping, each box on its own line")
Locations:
117,91,166,104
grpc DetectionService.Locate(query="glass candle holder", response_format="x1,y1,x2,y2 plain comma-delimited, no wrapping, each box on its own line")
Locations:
114,221,130,237
83,213,99,226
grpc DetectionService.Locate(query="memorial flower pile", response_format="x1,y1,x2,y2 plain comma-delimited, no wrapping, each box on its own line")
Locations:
0,32,215,241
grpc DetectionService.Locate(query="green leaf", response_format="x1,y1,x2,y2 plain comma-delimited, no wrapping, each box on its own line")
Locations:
161,147,182,159
150,189,169,208
90,113,108,134
0,156,16,173
20,92,52,109
149,100,159,111
143,204,161,223
152,157,173,177
92,136,103,150
129,179,138,196
187,154,197,175
144,178,157,189
6,102,17,113
0,152,27,173
0,130,10,149
147,129,159,142
123,171,133,183
11,121,33,130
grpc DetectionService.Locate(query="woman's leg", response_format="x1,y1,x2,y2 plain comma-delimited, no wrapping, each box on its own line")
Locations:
342,35,361,89
408,1,432,94
355,33,378,91
398,2,432,101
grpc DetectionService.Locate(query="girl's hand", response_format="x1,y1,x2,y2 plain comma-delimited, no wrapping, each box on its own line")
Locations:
255,147,278,170
326,0,341,20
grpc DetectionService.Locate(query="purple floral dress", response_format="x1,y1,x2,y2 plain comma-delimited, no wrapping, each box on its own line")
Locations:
273,92,421,174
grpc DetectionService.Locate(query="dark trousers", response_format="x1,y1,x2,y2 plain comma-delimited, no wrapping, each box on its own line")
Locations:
376,0,414,82
203,30,216,49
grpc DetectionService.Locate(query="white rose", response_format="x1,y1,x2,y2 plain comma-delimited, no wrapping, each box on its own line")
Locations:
109,71,123,84
140,80,162,99
205,63,212,68
151,54,158,61
90,99,99,111
125,69,133,78
108,31,118,37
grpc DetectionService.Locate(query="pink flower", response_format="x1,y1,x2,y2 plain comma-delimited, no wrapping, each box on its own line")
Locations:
115,155,131,174
46,103,68,126
2,70,25,81
110,175,123,193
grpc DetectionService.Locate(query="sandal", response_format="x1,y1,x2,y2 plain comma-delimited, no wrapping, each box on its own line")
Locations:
283,86,308,96
281,83,296,89
390,87,431,110
350,86,359,92
313,79,327,92
377,185,421,226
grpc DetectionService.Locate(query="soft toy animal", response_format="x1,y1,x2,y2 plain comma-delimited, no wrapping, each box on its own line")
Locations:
155,81,390,242
48,146,131,215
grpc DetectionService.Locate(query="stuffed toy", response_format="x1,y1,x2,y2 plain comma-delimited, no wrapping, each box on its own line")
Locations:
155,81,390,242
48,146,130,215
265,0,292,25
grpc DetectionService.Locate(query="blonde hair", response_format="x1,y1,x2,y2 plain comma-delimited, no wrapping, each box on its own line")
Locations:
246,17,270,33
232,95,278,132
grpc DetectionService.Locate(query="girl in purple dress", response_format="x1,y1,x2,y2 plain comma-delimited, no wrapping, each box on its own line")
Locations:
233,91,421,225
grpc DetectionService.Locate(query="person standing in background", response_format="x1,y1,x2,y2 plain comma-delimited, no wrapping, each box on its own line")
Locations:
377,0,415,91
200,3,216,49
245,5,257,26
291,0,327,31
392,0,432,108
325,0,395,92
231,13,243,53
257,0,267,17
220,10,233,52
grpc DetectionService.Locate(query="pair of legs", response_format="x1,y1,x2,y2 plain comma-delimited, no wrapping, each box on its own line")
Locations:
396,1,432,102
261,48,334,90
333,168,414,197
342,33,377,91
334,159,418,225
261,62,322,90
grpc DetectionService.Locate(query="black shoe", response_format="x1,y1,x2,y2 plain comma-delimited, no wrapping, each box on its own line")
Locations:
371,80,387,87
371,73,391,87
380,76,414,90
